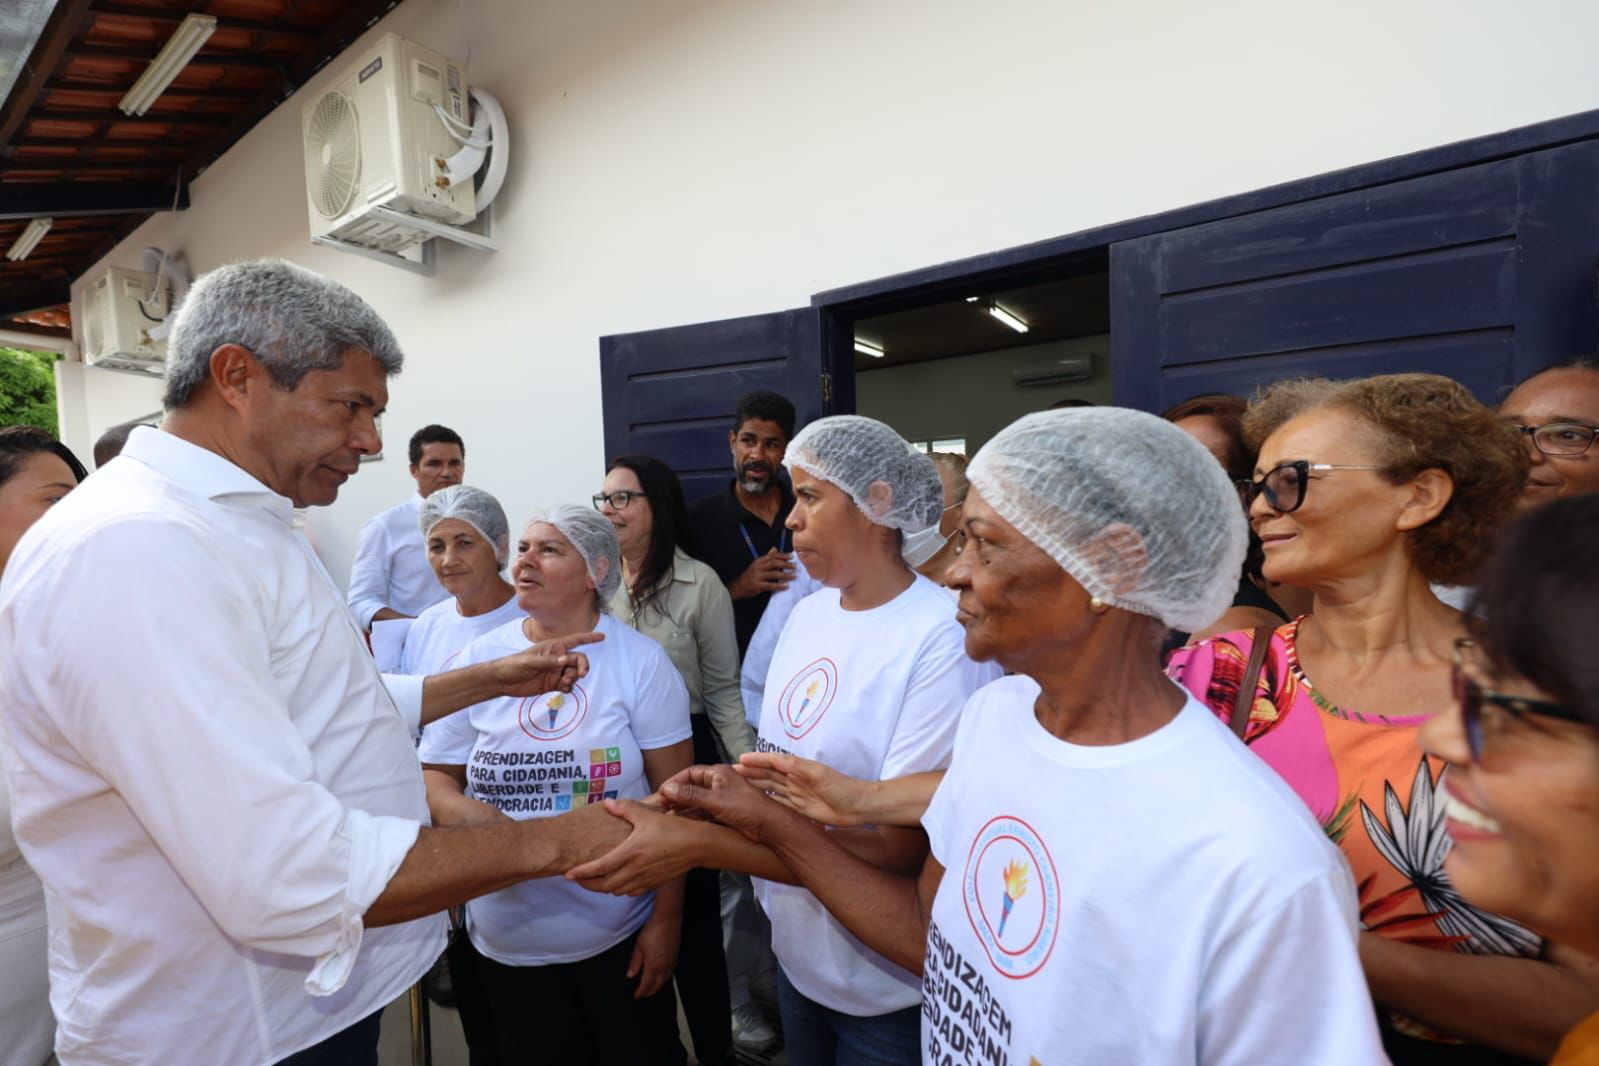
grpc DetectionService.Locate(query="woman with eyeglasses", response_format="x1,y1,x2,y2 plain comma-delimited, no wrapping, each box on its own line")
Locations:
0,426,87,1066
1161,393,1313,643
1169,373,1599,1064
1419,492,1599,1064
595,454,748,1066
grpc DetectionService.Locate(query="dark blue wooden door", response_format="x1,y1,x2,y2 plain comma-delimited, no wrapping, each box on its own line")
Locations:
1110,141,1599,411
600,308,824,502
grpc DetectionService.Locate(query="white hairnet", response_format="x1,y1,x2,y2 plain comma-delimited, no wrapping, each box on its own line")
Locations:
419,485,511,566
967,408,1247,633
784,416,944,543
527,504,622,607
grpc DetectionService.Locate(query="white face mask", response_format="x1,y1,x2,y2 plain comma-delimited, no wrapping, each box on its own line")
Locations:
901,509,961,567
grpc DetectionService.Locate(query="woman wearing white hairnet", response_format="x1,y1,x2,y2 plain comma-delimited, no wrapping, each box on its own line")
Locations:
570,415,991,1065
394,485,524,1065
417,505,694,1064
624,409,1386,1064
400,485,524,683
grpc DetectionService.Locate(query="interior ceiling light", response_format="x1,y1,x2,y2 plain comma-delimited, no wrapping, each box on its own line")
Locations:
853,338,885,358
987,303,1030,334
964,296,979,302
6,217,52,261
118,14,218,117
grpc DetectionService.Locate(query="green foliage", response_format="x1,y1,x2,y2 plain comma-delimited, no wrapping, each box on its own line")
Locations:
0,346,60,436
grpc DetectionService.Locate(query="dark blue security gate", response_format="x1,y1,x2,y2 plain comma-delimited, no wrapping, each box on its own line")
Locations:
599,308,825,502
1109,141,1599,411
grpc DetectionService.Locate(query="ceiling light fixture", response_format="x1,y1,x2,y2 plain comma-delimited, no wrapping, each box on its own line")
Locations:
6,217,52,261
118,14,217,117
964,296,979,303
854,339,885,358
987,303,1030,334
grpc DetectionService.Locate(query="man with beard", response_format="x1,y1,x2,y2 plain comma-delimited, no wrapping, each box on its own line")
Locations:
686,390,799,657
684,389,797,1058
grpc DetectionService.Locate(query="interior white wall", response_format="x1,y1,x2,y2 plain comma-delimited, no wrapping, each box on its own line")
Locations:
61,0,1599,588
857,336,1110,455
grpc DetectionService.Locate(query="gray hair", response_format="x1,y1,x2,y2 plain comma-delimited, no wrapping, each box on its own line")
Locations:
162,259,403,409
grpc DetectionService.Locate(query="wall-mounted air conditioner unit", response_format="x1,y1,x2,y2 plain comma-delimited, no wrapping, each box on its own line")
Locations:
81,266,168,372
1012,353,1094,387
302,33,477,256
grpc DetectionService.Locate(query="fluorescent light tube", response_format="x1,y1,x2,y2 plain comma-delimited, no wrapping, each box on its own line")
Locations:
854,339,885,358
987,303,1029,333
119,14,217,116
6,218,52,261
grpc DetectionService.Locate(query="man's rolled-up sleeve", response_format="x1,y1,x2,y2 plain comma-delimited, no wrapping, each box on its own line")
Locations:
11,519,423,991
380,672,425,736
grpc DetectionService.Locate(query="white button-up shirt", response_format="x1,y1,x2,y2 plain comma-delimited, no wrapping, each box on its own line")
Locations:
346,494,450,630
0,427,445,1065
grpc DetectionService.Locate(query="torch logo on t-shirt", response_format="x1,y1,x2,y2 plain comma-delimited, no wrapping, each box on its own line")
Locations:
962,814,1060,979
517,684,590,742
776,658,839,740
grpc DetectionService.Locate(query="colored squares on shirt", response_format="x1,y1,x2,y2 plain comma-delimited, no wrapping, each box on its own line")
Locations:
590,762,606,778
573,780,589,795
517,684,590,742
555,795,572,811
590,748,607,764
962,814,1061,979
776,658,840,740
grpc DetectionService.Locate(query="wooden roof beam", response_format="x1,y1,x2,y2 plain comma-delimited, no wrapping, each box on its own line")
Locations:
0,0,98,153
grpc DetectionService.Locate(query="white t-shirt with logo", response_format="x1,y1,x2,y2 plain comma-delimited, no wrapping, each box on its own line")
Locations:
755,573,988,1015
418,612,691,966
402,594,525,747
920,676,1385,1065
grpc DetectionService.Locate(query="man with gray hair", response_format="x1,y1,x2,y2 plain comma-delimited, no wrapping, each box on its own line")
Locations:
0,259,625,1066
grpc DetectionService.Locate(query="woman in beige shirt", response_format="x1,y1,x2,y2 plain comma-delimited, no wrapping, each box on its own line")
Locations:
596,452,753,1065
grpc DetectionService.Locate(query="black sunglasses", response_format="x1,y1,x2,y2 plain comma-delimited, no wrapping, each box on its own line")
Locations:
1451,638,1582,762
1235,460,1385,514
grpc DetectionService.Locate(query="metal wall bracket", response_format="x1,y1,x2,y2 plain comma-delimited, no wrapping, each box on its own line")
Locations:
310,202,496,274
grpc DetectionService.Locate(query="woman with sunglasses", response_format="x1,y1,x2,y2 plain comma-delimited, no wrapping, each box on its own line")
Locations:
595,454,748,1066
1420,492,1599,1064
1169,373,1599,1064
0,427,87,1066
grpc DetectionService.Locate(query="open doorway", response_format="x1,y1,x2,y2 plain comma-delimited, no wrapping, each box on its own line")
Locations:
848,264,1110,455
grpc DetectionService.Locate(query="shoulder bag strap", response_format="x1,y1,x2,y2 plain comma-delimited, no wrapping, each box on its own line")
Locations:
1228,625,1275,739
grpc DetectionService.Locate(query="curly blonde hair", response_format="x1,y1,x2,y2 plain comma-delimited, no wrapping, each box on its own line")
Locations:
1243,373,1527,585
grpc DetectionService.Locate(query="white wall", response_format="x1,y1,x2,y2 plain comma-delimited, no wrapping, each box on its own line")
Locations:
63,0,1599,587
857,336,1110,455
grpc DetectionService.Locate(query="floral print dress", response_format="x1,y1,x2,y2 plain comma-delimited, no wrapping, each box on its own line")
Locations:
1167,620,1540,1049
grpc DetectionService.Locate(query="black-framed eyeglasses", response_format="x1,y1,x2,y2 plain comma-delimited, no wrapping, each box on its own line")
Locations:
1451,638,1582,762
1234,460,1385,514
1508,421,1599,457
592,491,641,511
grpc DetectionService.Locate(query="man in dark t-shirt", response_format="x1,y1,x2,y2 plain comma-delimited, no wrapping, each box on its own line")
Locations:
686,390,799,656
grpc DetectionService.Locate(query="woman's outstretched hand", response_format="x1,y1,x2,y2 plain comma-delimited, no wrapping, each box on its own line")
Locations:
734,750,870,827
